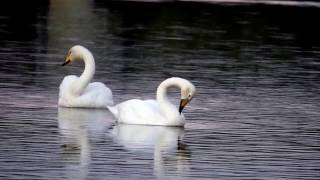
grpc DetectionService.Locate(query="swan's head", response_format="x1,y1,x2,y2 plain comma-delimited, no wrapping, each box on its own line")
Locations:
62,45,88,66
178,78,196,114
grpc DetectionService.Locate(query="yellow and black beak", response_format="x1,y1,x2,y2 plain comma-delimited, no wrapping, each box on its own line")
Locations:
62,52,72,66
179,98,190,114
61,59,71,66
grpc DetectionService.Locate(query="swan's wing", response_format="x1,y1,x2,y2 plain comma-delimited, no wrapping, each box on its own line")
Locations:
79,82,114,106
59,78,113,108
115,99,164,125
85,82,112,95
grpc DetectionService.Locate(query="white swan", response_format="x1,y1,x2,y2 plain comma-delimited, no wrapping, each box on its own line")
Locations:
58,45,113,108
108,77,196,126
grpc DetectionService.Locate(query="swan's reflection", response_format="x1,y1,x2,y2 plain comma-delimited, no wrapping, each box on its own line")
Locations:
110,124,191,178
58,107,113,180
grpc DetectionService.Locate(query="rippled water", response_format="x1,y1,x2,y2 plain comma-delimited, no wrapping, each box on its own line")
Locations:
0,0,320,179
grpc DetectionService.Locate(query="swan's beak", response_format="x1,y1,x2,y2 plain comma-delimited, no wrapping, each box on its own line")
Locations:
61,60,71,66
179,98,190,114
62,52,72,66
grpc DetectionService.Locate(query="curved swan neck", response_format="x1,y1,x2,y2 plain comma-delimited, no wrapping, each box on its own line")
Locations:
156,78,184,119
73,49,95,95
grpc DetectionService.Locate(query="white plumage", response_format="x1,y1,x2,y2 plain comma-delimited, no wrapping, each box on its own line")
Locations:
58,45,113,108
108,77,196,126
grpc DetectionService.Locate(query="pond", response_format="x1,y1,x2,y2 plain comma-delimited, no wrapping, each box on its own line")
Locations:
0,0,319,179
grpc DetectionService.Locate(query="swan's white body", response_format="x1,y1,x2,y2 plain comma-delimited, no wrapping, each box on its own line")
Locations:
58,45,113,108
108,77,196,126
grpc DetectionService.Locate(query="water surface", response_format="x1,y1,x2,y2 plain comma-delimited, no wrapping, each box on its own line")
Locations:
0,1,320,179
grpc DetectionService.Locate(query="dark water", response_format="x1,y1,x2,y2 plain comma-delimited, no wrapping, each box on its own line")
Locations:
0,0,320,179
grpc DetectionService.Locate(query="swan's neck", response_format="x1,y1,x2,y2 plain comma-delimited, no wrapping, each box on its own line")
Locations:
72,51,95,95
156,78,183,122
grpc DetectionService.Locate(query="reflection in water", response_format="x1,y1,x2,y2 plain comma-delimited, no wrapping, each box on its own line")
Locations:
58,108,113,180
0,1,320,179
48,0,99,50
110,124,191,178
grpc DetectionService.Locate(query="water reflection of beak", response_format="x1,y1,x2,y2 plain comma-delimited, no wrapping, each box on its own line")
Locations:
179,98,190,114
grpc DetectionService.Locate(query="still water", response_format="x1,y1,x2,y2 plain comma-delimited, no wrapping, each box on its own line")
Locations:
0,0,320,179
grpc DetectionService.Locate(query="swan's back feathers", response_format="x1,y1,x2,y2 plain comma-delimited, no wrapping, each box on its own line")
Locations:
58,76,113,108
79,82,113,107
110,99,183,126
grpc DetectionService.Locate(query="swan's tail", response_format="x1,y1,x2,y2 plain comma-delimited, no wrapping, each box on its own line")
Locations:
107,106,119,119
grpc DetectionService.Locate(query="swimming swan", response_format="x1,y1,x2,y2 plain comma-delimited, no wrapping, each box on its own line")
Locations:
108,77,196,126
58,45,113,108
